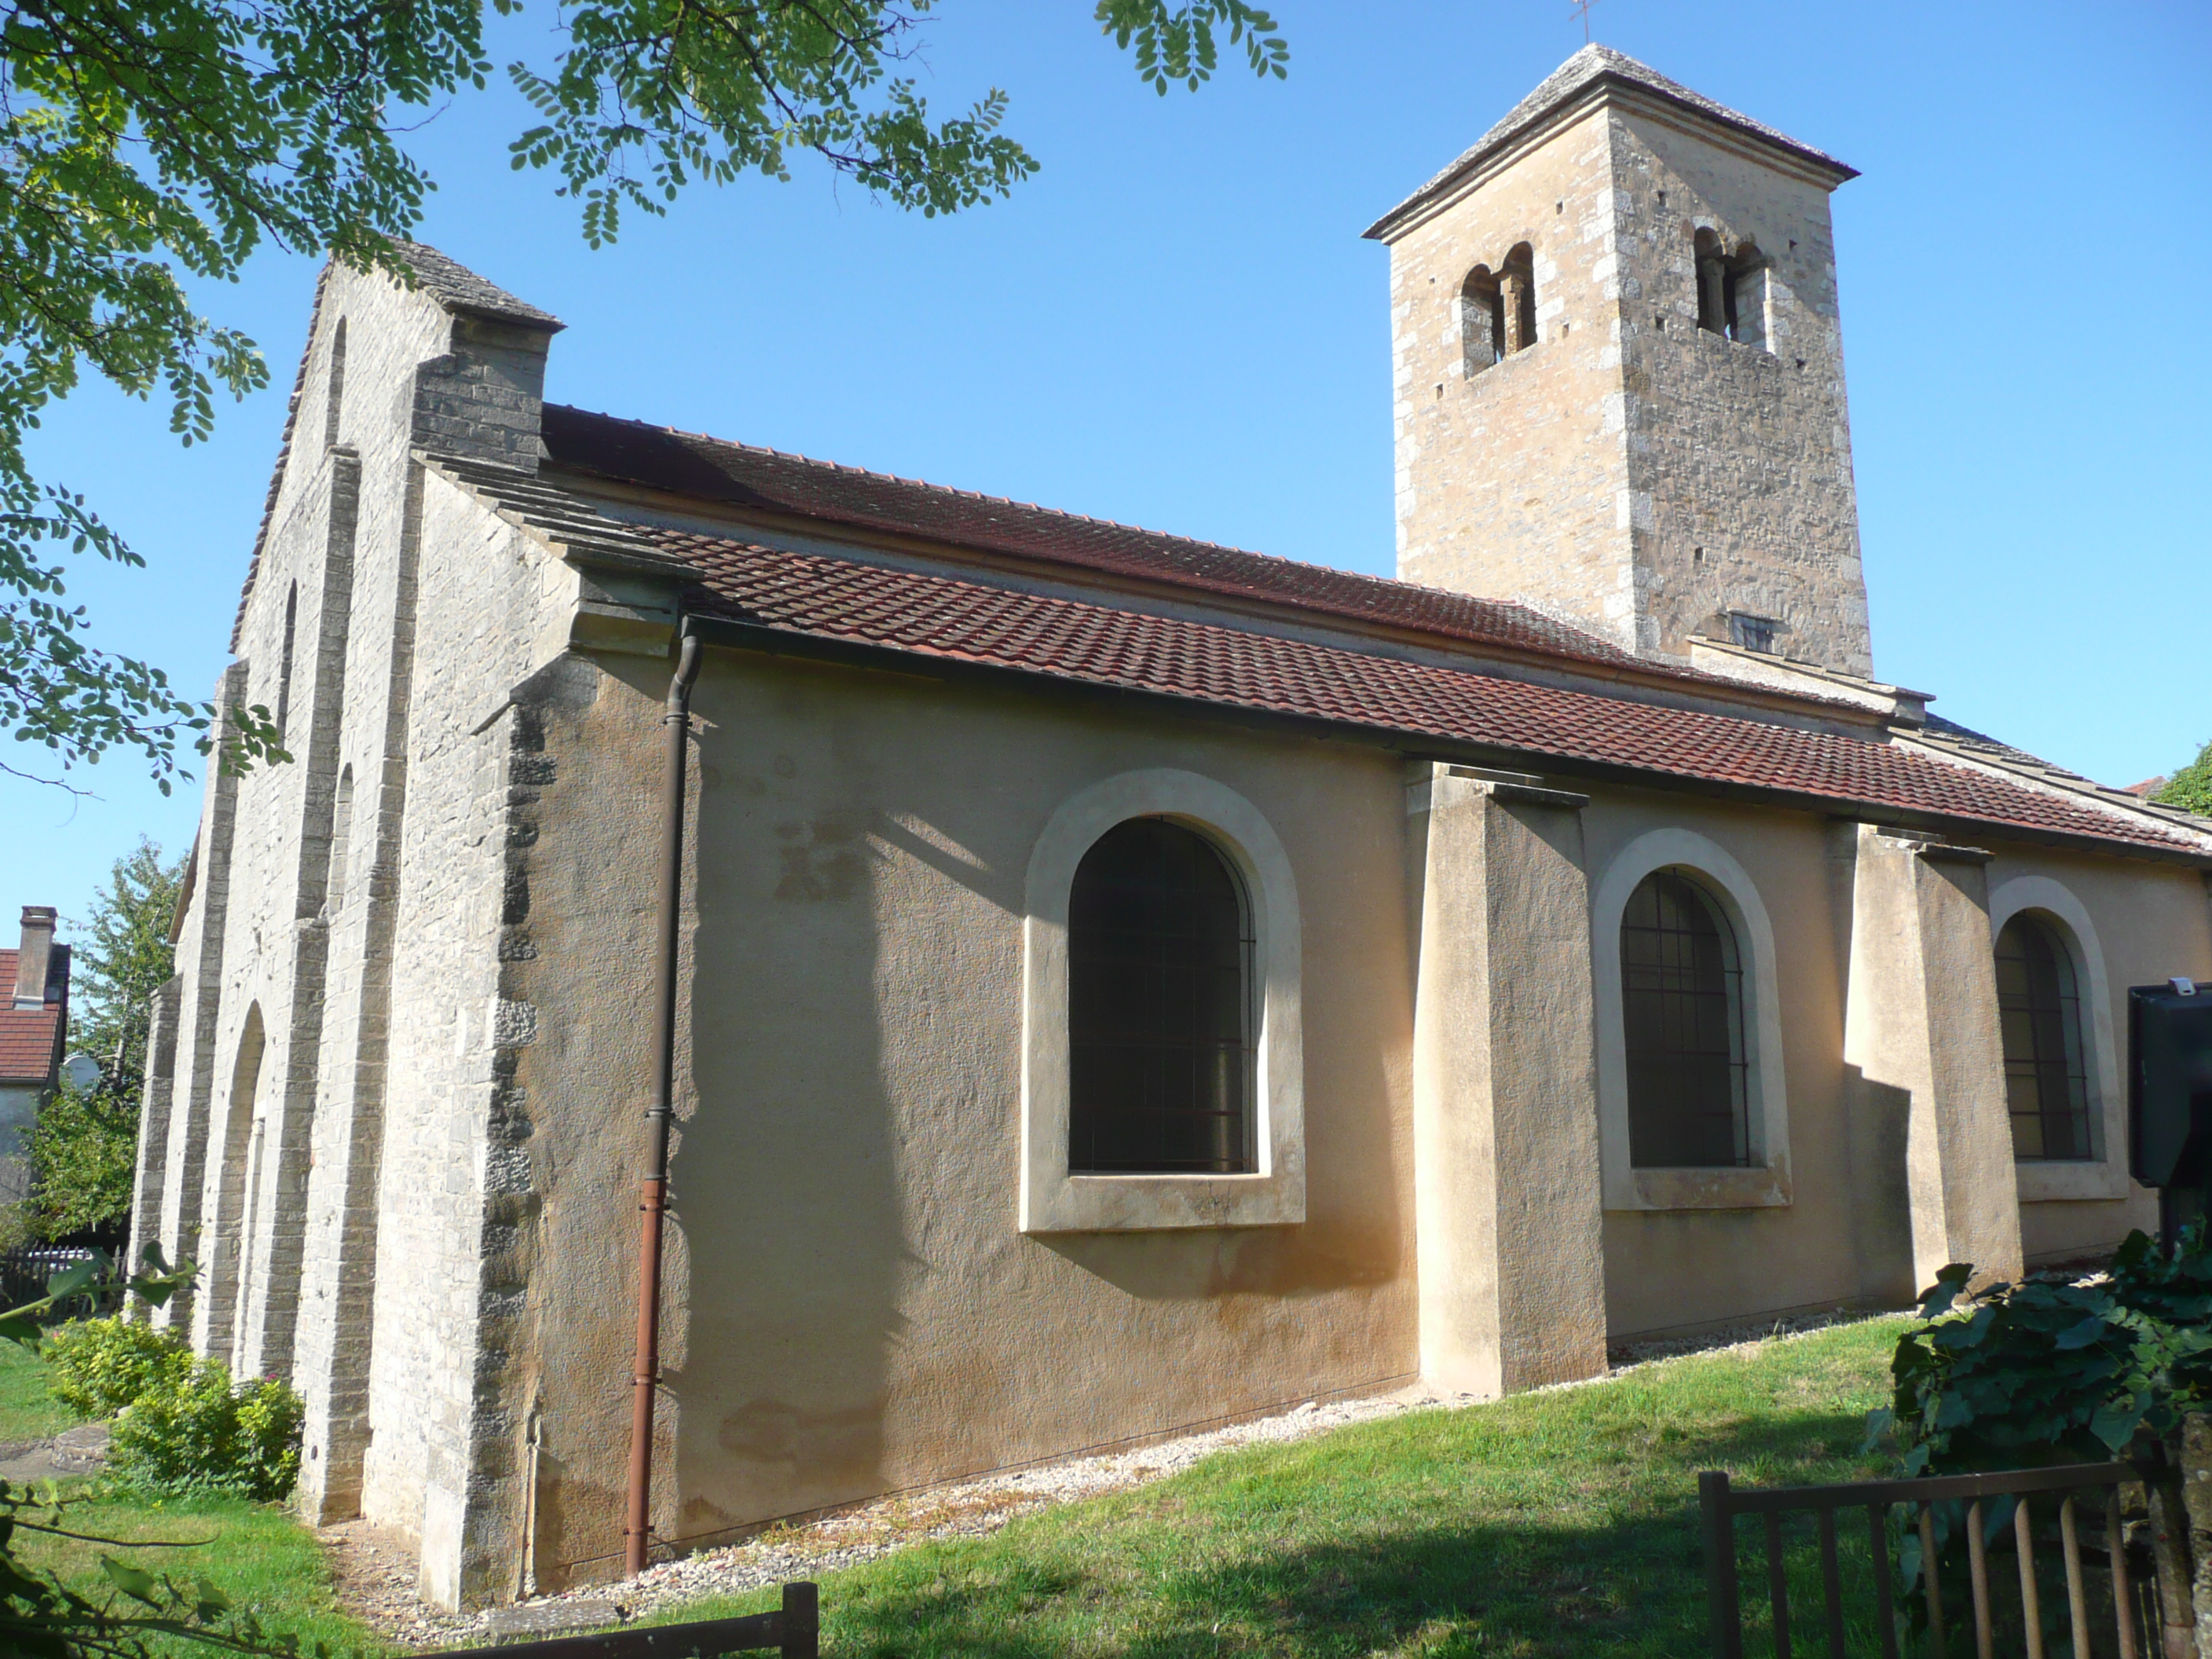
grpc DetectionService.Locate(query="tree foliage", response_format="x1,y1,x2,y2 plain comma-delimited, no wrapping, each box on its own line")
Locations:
1868,1236,2212,1478
24,841,182,1241
0,1251,316,1657
2154,739,2212,818
0,0,1285,788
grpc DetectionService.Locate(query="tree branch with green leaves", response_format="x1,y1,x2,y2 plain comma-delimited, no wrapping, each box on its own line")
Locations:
0,0,1285,790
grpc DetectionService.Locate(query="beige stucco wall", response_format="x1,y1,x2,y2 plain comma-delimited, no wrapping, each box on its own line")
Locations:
1584,787,1866,1336
1585,792,2206,1339
511,644,1423,1585
1980,846,2204,1263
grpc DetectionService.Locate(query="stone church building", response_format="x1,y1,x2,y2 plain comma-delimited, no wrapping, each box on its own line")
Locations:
130,46,2212,1608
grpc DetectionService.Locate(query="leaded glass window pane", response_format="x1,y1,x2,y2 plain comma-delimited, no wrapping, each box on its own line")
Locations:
1996,914,2094,1162
1068,819,1257,1174
1622,870,1750,1168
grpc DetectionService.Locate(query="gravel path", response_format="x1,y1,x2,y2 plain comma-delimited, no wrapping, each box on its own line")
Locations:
338,1307,1889,1650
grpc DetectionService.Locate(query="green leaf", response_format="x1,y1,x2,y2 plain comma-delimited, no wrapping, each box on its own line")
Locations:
2052,1314,2109,1350
99,1554,160,1605
2090,1393,2149,1452
42,1254,107,1303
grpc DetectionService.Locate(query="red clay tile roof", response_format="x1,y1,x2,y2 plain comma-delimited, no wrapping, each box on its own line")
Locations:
0,950,64,1086
540,404,1712,681
647,528,2209,859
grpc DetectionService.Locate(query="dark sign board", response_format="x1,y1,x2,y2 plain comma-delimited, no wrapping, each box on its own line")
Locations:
2130,980,2212,1189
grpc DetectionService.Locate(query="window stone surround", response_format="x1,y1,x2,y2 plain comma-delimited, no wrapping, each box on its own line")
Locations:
1591,826,1793,1211
1020,769,1306,1233
1987,875,2128,1204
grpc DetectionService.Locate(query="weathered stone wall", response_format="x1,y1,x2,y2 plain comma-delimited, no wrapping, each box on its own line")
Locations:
355,473,580,1609
1609,109,1872,674
141,250,569,1606
1387,107,1635,644
1382,98,1872,674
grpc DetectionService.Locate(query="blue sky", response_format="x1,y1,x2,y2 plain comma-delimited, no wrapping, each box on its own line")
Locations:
7,1,2209,943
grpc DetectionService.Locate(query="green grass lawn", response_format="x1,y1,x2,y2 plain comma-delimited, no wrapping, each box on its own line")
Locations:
2,1339,383,1657
13,1485,383,1657
0,1335,77,1443
650,1317,1908,1659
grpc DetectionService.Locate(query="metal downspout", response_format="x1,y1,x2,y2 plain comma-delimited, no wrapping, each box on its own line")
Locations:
627,624,701,1577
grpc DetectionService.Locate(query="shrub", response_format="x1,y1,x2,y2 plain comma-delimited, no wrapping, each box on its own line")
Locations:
1870,1229,2212,1474
41,1315,194,1419
108,1356,304,1500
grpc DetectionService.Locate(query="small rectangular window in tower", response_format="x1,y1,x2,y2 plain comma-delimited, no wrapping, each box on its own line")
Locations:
1727,612,1780,654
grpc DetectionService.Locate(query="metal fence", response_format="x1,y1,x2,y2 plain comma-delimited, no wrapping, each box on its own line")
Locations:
0,1245,106,1313
415,1581,818,1659
1701,1461,2149,1658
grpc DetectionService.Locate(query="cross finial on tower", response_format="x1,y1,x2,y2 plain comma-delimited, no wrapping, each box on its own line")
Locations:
1569,0,1603,43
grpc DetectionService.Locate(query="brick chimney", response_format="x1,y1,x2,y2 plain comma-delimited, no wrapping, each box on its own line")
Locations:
13,906,56,1010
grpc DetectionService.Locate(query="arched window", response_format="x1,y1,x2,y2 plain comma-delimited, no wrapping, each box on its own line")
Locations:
1068,818,1255,1174
1996,913,2094,1161
1694,229,1771,351
1621,870,1749,1167
1500,242,1537,353
1460,264,1504,375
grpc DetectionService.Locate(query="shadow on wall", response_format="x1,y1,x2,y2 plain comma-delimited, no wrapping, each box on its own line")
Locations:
1843,1066,1916,1308
654,668,1415,1549
661,738,913,1550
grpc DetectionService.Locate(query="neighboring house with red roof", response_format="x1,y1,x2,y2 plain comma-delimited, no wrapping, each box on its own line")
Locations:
132,46,2212,1610
1,908,70,1208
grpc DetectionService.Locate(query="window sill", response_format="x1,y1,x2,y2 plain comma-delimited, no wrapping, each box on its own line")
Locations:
2016,1160,2128,1203
1021,1170,1304,1235
1607,1166,1792,1213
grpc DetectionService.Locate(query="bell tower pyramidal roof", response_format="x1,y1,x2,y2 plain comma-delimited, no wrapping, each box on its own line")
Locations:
1368,47,1873,678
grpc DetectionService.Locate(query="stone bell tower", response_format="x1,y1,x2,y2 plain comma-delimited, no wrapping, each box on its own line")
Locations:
1366,46,1874,678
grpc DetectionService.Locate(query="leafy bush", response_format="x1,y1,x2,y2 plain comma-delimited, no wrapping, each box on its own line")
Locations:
2155,740,2212,817
41,1314,194,1419
108,1356,304,1500
1870,1230,2212,1475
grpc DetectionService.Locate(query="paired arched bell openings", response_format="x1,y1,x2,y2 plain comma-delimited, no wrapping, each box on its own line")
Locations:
1593,830,1791,1210
1020,770,1305,1233
1987,879,2119,1186
1460,241,1538,377
1691,228,1771,352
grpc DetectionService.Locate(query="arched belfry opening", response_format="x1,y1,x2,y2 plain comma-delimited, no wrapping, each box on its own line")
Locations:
1694,228,1771,351
1459,245,1539,376
1500,242,1536,353
1460,265,1503,375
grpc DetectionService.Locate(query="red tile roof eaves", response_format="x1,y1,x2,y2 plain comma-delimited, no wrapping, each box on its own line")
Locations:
655,530,2204,859
0,951,64,1084
540,405,1849,712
